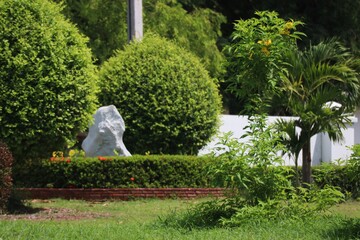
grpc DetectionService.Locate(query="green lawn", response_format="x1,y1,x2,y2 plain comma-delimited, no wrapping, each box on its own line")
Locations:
1,198,360,240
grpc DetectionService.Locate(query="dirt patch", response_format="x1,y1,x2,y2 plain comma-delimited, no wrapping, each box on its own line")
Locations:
0,200,112,221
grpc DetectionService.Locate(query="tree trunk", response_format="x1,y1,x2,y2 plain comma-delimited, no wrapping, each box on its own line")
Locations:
302,140,312,184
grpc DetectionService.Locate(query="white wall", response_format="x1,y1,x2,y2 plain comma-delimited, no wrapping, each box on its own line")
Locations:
199,113,359,166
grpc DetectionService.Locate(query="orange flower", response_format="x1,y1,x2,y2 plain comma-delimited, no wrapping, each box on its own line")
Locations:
98,156,106,161
130,177,135,181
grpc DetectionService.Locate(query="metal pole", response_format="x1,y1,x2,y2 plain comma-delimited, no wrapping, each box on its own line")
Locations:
127,0,143,42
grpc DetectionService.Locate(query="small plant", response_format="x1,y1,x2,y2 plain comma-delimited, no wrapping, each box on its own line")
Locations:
208,114,292,203
0,141,13,213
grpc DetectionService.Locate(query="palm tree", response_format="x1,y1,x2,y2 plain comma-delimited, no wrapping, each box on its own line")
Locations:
275,39,360,184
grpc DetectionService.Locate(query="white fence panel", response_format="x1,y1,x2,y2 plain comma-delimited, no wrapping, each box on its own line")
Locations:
199,112,360,166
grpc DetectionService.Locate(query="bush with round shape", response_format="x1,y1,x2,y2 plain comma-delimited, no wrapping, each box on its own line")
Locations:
98,35,221,155
0,141,13,214
0,0,98,162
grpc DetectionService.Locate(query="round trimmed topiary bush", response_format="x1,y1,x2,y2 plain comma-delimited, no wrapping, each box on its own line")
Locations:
98,35,221,155
0,141,13,214
0,0,98,162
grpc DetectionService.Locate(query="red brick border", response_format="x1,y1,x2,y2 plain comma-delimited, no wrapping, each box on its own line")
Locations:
15,188,225,200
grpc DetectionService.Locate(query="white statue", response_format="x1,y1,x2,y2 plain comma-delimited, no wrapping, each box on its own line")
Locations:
82,105,131,157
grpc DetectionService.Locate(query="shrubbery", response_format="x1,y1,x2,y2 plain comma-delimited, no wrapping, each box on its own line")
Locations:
0,0,98,163
161,115,345,228
14,155,216,188
98,35,221,155
0,141,13,214
313,144,360,198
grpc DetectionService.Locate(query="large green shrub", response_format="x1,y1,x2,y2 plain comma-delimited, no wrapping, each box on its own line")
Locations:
0,0,98,162
98,35,221,155
0,141,13,214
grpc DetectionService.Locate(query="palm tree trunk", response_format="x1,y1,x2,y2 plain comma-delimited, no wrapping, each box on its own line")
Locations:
302,140,312,184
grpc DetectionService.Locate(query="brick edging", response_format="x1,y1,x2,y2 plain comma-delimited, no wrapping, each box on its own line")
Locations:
15,188,226,200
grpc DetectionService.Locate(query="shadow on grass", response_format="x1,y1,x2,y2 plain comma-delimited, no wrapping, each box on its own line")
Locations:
324,218,360,240
6,196,44,215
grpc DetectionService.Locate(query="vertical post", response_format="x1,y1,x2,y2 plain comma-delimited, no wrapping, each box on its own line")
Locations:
127,0,143,42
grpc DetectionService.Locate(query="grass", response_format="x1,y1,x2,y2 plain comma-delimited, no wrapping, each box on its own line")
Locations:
1,198,360,240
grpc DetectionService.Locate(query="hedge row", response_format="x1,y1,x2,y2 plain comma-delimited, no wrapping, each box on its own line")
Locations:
13,155,216,188
312,165,360,198
12,155,360,198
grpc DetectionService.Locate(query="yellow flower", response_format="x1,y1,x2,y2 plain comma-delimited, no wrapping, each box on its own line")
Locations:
280,29,290,35
258,39,271,46
261,47,270,56
285,21,294,29
69,149,76,157
264,39,272,46
52,151,63,157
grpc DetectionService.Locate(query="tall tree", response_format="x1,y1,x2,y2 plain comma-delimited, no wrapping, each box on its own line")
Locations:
276,39,360,184
54,0,226,78
143,0,226,78
54,0,128,64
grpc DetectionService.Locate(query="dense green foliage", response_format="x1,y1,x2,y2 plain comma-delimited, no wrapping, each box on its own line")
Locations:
224,11,304,113
14,155,215,188
181,0,360,55
54,0,128,64
0,0,98,162
0,141,13,214
313,144,360,198
208,114,292,203
275,39,360,183
162,115,345,228
144,0,226,78
98,35,221,155
56,0,226,77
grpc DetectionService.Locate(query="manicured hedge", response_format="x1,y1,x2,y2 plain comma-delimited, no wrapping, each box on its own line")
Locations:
13,155,216,188
12,154,360,197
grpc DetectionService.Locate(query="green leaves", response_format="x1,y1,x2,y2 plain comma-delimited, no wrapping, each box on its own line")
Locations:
208,114,292,203
224,11,305,113
0,0,98,162
98,35,221,155
15,155,215,188
275,39,360,182
144,0,226,78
